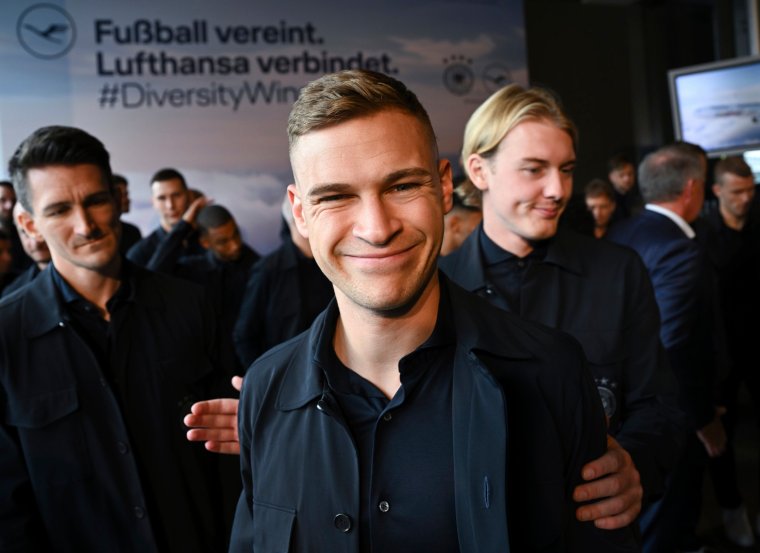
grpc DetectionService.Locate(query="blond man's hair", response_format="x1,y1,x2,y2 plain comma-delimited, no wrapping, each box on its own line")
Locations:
461,84,577,172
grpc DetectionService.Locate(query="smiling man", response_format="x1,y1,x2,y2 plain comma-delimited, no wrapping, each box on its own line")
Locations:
228,70,638,552
0,126,231,552
440,84,685,533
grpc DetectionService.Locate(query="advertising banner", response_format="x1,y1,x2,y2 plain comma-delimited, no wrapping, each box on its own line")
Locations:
1,0,526,251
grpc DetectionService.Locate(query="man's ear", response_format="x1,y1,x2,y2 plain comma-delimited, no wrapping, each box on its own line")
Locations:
711,183,721,198
199,235,210,250
466,154,489,192
439,158,454,215
17,209,40,241
288,184,309,239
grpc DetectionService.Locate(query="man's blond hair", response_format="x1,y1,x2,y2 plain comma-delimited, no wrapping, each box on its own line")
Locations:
461,84,577,171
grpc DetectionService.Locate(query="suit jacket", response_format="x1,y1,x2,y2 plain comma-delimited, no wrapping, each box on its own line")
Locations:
1,263,40,298
608,209,717,429
229,275,639,552
440,227,683,499
0,264,229,552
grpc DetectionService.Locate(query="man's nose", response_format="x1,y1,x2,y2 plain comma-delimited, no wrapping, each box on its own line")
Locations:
353,197,401,246
73,207,97,235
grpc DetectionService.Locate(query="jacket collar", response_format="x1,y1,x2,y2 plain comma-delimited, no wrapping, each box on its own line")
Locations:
440,224,586,292
21,260,162,339
275,273,534,410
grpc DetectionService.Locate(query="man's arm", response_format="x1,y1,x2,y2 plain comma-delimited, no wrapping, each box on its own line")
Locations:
145,196,209,274
233,264,271,367
185,376,242,455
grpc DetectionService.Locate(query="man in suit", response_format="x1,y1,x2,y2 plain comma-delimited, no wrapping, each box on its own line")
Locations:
608,142,726,553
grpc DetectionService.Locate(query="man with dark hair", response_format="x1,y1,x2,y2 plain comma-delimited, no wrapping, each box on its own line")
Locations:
224,69,638,551
112,173,142,254
0,125,231,552
126,167,203,265
232,193,333,368
1,202,51,297
608,153,644,222
0,180,32,272
584,178,617,238
696,155,760,547
147,202,260,372
608,142,724,553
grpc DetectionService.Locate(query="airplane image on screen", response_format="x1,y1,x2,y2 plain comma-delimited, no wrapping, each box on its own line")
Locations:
694,103,760,123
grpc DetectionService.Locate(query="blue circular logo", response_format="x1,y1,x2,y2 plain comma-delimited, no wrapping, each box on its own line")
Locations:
17,4,76,60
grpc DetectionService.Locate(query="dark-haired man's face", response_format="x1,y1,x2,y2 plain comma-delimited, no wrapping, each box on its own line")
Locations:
0,186,15,224
151,178,188,230
713,172,755,222
20,164,121,278
201,220,243,262
609,163,635,194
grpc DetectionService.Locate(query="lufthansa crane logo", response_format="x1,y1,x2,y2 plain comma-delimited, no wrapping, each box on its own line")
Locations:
17,4,76,59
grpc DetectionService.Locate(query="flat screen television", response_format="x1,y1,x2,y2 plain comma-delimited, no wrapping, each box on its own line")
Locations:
668,55,760,157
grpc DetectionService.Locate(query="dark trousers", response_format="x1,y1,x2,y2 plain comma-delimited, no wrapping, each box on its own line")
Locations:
708,353,760,509
640,434,707,553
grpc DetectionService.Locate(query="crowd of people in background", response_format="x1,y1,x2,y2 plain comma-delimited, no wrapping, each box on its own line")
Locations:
0,69,759,553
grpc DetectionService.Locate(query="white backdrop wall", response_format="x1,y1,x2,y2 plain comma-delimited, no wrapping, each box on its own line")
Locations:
1,0,527,252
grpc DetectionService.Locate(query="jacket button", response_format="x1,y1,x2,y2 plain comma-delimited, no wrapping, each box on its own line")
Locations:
117,441,129,455
382,412,392,422
484,287,495,296
133,506,145,519
333,513,352,533
378,500,390,513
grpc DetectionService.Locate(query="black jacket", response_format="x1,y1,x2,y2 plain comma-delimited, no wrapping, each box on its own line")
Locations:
440,227,684,499
230,275,639,552
0,264,230,552
233,237,333,367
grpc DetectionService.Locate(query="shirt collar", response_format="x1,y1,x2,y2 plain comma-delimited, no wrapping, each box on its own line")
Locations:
645,204,695,239
478,225,549,266
50,261,135,309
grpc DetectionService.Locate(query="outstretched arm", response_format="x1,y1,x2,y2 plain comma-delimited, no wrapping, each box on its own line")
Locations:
185,376,242,455
573,435,642,529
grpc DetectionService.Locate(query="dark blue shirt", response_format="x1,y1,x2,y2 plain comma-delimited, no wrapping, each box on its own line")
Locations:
319,286,460,553
479,227,547,312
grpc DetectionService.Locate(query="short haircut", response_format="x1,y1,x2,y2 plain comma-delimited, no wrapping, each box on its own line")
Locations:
8,126,113,212
196,204,235,235
638,142,706,203
607,153,633,173
714,156,753,184
0,180,13,191
150,168,187,189
287,69,436,155
584,178,615,201
112,174,128,187
451,176,482,211
461,84,577,169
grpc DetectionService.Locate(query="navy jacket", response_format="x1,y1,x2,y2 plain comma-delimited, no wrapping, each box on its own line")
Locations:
440,227,684,499
608,209,718,430
0,264,229,552
230,275,639,552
